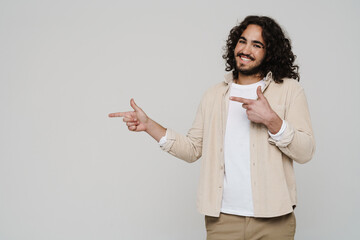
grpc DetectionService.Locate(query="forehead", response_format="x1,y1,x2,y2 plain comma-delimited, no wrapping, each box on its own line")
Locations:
241,24,264,43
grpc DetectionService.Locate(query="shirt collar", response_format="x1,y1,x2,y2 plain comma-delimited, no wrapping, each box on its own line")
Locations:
223,71,274,84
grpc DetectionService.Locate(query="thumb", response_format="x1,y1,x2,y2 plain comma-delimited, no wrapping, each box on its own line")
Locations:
256,86,265,100
130,98,141,112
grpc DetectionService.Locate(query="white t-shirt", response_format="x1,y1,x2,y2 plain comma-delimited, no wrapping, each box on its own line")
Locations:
220,80,265,216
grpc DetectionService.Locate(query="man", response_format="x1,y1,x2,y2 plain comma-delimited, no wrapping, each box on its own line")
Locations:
109,15,315,240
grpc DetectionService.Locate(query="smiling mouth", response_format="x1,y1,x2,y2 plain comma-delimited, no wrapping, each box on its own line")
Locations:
240,56,252,62
237,53,254,62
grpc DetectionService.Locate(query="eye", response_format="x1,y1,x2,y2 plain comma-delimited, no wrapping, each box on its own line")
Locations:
254,44,262,49
239,39,246,44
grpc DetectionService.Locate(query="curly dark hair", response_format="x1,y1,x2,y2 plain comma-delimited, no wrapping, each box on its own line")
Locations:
223,16,299,83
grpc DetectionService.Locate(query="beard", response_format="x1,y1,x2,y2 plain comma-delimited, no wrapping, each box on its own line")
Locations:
237,63,263,76
235,53,265,76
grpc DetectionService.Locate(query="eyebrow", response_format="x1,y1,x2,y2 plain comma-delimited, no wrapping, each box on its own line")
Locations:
239,36,265,48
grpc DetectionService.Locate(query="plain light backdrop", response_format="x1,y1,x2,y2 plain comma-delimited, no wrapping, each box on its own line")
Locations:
1,0,359,239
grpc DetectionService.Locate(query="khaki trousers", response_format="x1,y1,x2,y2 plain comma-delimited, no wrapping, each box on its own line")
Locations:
205,212,296,240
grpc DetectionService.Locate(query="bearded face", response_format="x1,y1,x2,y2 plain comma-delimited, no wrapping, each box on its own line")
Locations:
234,24,266,77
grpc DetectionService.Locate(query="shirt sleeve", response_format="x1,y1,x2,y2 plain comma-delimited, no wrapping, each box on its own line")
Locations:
158,131,167,147
268,120,287,141
159,93,205,163
267,87,315,164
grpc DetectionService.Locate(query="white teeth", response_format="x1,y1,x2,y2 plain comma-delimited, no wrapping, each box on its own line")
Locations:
241,57,251,62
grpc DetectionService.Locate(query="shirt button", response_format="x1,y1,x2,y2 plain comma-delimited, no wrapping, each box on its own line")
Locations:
220,148,223,152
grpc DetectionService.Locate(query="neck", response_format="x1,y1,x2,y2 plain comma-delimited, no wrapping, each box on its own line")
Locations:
236,72,263,85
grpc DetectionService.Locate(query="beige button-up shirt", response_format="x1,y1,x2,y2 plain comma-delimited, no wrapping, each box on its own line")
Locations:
161,72,315,217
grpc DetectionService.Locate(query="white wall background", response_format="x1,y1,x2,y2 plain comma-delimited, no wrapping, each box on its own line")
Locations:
1,0,359,239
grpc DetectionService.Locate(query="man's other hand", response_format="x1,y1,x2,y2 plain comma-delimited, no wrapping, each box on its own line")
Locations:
108,98,149,132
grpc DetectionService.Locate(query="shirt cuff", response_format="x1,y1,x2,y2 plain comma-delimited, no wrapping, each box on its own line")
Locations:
268,120,287,141
158,131,168,147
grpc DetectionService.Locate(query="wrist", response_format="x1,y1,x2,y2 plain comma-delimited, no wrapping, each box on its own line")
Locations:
144,118,167,142
266,111,282,134
144,117,153,133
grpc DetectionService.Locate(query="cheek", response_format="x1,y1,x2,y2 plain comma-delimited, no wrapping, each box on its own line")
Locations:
254,51,266,60
258,49,266,56
234,44,242,53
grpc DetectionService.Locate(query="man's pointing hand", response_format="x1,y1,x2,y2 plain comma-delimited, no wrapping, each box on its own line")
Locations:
230,86,282,134
108,98,149,132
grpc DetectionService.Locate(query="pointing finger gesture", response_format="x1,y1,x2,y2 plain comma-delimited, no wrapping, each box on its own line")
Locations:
108,98,149,132
230,86,282,133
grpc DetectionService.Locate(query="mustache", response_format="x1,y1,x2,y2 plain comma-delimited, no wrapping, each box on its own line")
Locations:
236,53,254,61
